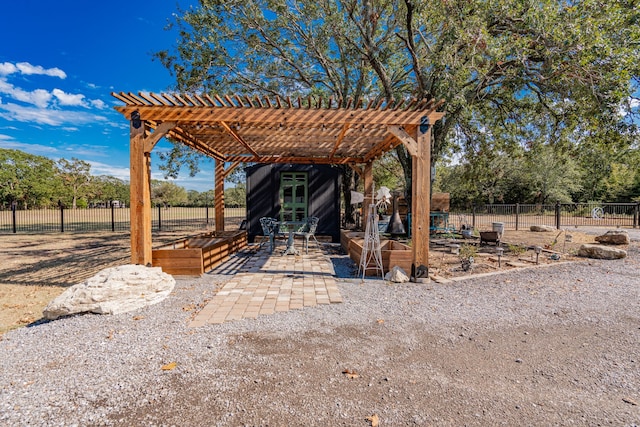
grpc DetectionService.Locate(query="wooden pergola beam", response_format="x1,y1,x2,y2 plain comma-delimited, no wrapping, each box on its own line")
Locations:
387,125,418,157
411,117,431,282
215,161,225,232
144,121,176,153
219,121,260,157
114,92,445,278
129,118,152,265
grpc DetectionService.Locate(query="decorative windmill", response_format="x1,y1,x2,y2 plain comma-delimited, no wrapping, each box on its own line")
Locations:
358,185,391,279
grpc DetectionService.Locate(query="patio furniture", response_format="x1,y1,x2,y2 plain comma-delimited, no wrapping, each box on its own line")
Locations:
430,212,455,234
259,217,279,253
278,220,305,255
294,216,320,254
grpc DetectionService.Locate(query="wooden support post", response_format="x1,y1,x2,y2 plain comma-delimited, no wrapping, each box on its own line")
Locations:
215,160,225,232
363,162,374,204
411,117,431,282
129,114,152,265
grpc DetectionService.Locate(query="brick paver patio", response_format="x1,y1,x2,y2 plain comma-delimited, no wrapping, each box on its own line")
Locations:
189,242,342,327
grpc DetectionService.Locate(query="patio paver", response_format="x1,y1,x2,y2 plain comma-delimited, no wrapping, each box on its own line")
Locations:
189,242,342,326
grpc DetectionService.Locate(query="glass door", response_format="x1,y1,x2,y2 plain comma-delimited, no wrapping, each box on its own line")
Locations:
279,172,308,222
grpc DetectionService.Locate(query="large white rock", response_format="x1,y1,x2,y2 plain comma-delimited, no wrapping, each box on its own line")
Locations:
577,244,627,260
595,230,630,245
385,266,410,283
43,265,175,320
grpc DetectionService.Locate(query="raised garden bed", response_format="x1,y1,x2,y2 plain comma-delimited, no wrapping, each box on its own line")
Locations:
341,230,412,275
152,230,247,276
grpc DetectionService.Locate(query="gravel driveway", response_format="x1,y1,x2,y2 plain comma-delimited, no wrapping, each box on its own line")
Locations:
1,242,639,426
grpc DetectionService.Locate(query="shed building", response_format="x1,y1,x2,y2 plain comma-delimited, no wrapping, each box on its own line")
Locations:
246,163,341,243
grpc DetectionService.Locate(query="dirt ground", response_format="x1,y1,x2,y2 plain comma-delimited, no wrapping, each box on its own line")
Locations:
0,228,607,335
0,231,190,334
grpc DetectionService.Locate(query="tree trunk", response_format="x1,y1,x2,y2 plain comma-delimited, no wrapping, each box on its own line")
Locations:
341,166,355,226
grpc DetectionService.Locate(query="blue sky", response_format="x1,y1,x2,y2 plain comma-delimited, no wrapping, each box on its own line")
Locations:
0,0,216,192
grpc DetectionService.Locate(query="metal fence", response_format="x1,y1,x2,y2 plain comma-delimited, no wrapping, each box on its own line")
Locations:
0,205,247,234
448,202,640,231
2,202,638,235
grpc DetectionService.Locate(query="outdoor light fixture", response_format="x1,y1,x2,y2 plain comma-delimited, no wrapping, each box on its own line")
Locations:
534,246,542,264
131,110,142,129
420,115,430,133
496,247,504,267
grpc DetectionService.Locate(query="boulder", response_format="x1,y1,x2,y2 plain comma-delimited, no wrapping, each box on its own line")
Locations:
577,244,627,260
530,225,555,232
595,230,630,245
43,265,175,320
385,266,410,283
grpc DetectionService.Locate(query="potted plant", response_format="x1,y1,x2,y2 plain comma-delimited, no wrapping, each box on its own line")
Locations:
458,244,477,271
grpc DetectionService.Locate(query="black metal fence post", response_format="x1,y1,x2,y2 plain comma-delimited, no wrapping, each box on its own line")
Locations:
158,205,162,231
555,202,561,229
60,204,65,233
111,203,115,232
635,202,639,229
206,205,209,225
11,202,17,233
515,203,519,231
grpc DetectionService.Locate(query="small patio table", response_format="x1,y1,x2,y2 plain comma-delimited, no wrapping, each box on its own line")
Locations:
278,220,305,255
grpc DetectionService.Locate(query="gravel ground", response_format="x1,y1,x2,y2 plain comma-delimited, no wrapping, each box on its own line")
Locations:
1,241,639,426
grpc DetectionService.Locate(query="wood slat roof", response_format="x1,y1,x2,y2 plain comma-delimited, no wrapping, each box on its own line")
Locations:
112,92,445,165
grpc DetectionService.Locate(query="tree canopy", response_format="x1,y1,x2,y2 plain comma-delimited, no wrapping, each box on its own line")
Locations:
0,149,245,210
156,0,640,203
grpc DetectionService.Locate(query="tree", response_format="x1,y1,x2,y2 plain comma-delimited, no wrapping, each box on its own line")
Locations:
89,175,130,206
151,180,188,207
0,149,60,209
57,158,92,209
156,0,639,207
225,183,246,207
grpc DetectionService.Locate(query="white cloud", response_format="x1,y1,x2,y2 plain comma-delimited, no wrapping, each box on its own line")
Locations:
0,102,108,126
15,62,66,79
0,136,60,154
0,78,52,108
90,99,107,109
89,160,130,181
52,88,86,107
0,62,18,76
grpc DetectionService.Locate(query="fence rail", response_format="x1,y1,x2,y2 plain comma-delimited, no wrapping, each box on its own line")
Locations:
448,202,640,231
0,205,247,234
2,202,638,235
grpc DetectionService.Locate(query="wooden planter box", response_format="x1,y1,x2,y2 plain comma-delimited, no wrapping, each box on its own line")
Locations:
340,230,365,253
152,230,247,276
345,234,412,275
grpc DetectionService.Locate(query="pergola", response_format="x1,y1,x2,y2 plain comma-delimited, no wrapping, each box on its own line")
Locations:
112,92,445,280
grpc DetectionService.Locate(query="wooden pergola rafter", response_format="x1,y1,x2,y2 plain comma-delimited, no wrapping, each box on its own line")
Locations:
112,91,445,281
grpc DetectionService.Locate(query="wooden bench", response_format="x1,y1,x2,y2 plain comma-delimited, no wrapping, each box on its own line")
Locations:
152,230,247,276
